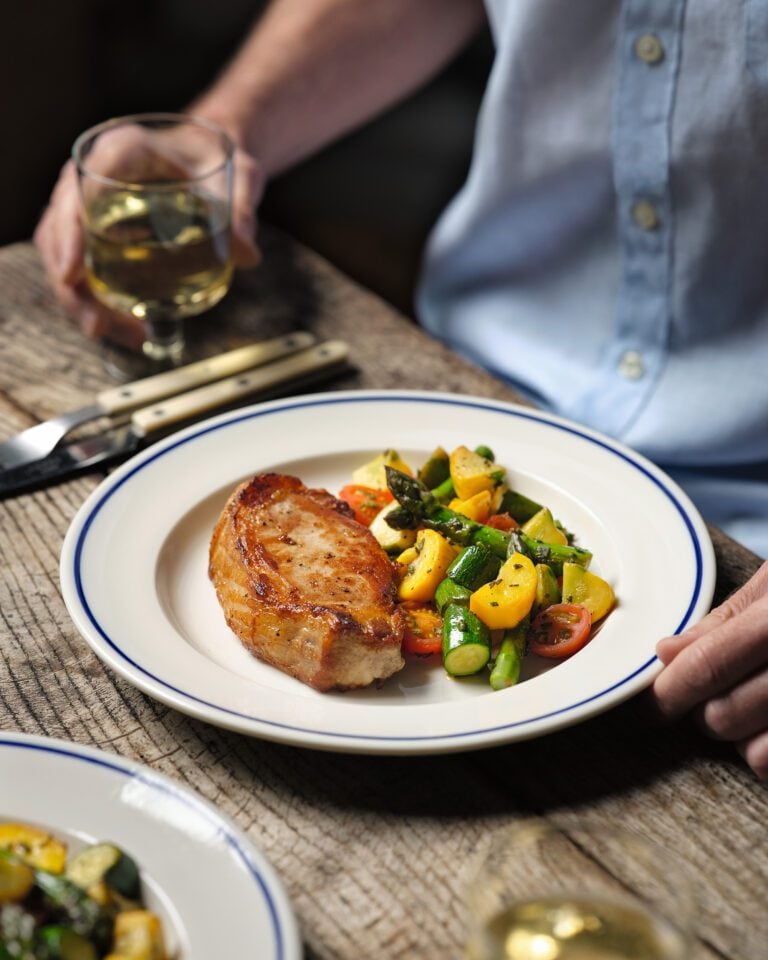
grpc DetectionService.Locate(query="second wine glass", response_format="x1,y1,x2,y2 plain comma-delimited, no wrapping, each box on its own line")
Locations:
73,112,235,377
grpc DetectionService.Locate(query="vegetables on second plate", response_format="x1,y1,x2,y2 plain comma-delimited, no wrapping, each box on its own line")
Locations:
0,822,168,960
339,445,616,690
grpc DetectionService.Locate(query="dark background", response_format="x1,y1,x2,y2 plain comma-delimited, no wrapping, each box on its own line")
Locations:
2,0,492,316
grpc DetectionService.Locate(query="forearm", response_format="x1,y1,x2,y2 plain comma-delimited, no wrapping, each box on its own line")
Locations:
191,0,486,176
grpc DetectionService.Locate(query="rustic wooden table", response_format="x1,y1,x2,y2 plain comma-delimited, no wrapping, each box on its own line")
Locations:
0,229,766,959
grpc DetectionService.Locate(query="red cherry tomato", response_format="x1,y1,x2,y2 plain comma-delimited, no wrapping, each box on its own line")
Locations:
529,603,592,659
486,512,519,531
338,485,394,526
400,602,443,656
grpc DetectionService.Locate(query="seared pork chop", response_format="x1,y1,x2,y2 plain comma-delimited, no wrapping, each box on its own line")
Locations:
209,473,405,691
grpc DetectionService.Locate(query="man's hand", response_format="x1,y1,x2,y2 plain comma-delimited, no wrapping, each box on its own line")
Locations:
652,561,768,779
34,146,263,349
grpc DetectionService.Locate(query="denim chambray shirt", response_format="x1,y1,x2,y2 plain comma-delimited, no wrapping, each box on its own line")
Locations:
418,0,768,557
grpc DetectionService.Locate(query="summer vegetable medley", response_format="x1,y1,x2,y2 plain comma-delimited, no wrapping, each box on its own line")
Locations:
0,823,167,960
339,445,616,688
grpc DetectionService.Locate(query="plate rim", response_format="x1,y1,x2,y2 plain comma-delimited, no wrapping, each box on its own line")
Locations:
60,389,716,754
0,731,302,959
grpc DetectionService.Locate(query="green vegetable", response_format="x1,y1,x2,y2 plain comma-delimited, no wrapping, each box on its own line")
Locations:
489,619,529,690
424,445,496,503
498,490,544,524
446,544,501,591
473,445,495,462
434,578,472,614
40,925,99,960
66,843,140,901
535,564,561,609
417,447,451,490
508,530,592,576
442,604,491,676
34,871,112,948
368,501,417,553
386,467,511,557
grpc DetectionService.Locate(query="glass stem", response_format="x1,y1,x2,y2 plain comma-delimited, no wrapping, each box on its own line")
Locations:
143,314,184,367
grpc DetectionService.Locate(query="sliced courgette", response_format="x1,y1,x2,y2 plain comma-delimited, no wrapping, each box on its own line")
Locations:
498,490,544,524
417,446,450,489
66,843,140,901
369,501,418,554
446,544,501,592
442,604,491,676
535,563,561,609
521,507,568,546
434,578,472,614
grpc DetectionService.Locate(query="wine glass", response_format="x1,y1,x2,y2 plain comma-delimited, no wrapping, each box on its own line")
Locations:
465,819,695,960
73,113,235,378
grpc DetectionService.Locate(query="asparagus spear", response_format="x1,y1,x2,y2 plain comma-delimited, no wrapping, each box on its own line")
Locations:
385,468,592,569
385,467,509,557
508,530,591,575
489,618,529,690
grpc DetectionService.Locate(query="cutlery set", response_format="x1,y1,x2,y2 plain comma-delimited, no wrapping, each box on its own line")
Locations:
0,333,350,496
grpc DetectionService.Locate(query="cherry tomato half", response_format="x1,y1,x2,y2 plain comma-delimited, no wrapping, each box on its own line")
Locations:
338,484,394,526
528,603,592,659
400,602,443,656
486,512,519,531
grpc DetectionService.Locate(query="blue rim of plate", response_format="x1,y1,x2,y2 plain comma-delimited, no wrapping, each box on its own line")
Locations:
0,734,292,959
68,392,712,746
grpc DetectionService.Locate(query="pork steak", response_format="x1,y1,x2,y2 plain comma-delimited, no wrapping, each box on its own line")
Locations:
209,473,405,691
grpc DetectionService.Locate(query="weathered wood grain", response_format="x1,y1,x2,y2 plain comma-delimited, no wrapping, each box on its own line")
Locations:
0,232,766,960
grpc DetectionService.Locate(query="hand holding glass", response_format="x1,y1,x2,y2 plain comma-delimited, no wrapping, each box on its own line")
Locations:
74,113,235,371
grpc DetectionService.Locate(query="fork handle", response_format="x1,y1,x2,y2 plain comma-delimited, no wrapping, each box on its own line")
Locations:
95,333,317,415
131,341,349,436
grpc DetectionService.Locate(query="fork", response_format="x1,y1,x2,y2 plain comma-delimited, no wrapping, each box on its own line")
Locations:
0,333,315,470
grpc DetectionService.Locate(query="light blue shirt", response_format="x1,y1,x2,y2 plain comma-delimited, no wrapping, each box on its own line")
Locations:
418,0,768,557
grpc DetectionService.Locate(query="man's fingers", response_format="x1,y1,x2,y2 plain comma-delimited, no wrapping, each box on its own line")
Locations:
48,276,145,351
656,559,768,664
702,669,768,741
737,729,768,781
652,601,768,719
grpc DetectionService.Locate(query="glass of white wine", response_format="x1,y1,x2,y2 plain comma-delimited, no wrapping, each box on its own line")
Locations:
73,113,235,377
465,820,695,960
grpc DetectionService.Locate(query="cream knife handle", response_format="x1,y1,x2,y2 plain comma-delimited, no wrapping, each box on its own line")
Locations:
132,341,349,436
95,332,317,415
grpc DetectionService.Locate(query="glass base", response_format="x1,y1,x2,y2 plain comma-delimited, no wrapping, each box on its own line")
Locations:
101,338,184,382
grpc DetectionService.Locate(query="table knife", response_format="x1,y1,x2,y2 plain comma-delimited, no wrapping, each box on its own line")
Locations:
0,331,316,470
0,340,349,498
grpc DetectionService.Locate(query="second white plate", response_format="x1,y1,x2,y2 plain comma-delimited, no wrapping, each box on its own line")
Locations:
60,390,715,754
0,732,301,958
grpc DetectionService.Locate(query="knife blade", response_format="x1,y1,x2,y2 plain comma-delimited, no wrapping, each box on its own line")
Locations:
0,340,350,498
0,331,317,470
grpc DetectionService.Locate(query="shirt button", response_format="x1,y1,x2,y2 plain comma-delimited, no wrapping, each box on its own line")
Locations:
618,350,646,380
632,199,660,231
635,33,665,65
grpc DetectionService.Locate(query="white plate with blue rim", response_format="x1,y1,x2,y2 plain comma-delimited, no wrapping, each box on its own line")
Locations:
60,390,716,755
0,732,301,958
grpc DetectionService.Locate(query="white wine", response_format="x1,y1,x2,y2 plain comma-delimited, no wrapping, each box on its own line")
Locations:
468,897,688,960
85,189,233,321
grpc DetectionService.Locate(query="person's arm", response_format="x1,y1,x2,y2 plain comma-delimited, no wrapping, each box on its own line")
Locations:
34,0,486,346
652,561,768,779
191,0,487,176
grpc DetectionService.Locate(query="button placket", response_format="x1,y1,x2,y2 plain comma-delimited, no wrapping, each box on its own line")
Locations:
577,0,686,437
